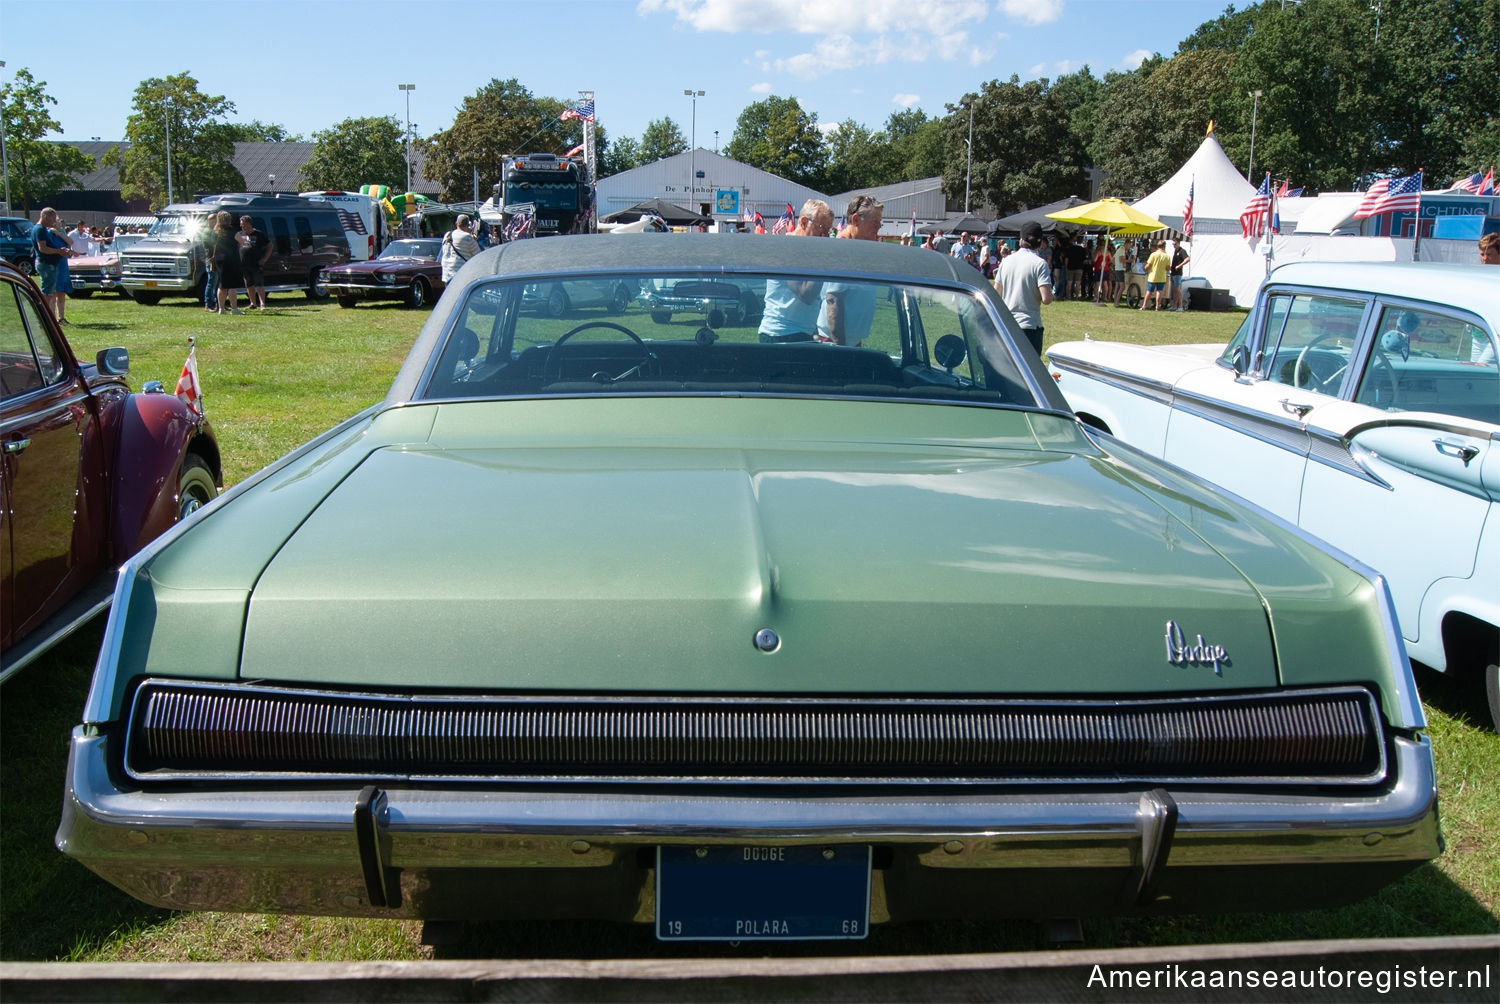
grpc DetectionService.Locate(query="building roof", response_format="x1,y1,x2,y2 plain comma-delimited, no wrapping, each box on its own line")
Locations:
50,140,443,197
595,148,827,221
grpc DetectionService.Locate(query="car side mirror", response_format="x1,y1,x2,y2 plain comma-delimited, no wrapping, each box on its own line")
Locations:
933,334,967,373
96,347,129,376
1229,344,1251,380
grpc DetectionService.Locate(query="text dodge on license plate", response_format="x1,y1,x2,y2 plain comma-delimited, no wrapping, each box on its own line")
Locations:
655,844,871,941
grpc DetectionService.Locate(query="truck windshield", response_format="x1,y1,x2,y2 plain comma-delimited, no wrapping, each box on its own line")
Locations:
505,179,579,211
149,215,208,238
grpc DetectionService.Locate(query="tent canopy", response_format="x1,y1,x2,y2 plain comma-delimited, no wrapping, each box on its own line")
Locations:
917,213,992,236
990,197,1089,235
1132,133,1258,222
601,199,710,226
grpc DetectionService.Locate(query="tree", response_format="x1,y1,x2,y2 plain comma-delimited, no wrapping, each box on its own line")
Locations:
598,135,640,178
639,118,687,162
822,119,890,193
300,116,408,192
885,109,946,181
1092,49,1235,198
725,96,827,187
1050,67,1105,174
946,76,1090,216
418,78,584,202
221,120,297,142
105,74,243,209
1350,0,1499,182
0,68,95,211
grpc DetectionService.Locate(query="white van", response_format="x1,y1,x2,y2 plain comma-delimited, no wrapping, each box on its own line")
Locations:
299,191,388,261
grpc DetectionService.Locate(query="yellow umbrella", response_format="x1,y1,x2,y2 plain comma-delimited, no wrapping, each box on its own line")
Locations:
1046,197,1166,234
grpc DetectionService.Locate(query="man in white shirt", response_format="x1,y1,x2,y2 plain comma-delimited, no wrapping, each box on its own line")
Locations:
993,222,1054,355
68,221,96,256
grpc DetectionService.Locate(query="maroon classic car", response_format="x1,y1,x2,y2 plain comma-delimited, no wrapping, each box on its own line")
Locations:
323,237,445,309
0,261,221,679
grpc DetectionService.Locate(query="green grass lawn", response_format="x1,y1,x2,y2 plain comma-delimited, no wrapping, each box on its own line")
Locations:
1,290,1493,962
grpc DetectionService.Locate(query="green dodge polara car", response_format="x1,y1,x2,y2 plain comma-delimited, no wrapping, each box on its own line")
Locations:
57,234,1440,941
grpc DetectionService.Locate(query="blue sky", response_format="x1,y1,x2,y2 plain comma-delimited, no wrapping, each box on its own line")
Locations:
2,0,1229,149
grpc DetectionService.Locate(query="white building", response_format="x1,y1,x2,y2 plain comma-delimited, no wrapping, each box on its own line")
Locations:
596,149,826,227
595,149,949,232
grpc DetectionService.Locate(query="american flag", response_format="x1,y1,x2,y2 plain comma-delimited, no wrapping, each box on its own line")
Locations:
174,337,203,418
1353,171,1423,218
1182,178,1194,240
559,99,595,122
1240,174,1272,238
770,203,795,235
1454,172,1485,194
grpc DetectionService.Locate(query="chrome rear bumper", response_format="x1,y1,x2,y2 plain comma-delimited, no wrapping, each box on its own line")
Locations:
57,729,1440,921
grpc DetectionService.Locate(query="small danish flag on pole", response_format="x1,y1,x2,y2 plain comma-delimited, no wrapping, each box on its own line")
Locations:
175,336,203,418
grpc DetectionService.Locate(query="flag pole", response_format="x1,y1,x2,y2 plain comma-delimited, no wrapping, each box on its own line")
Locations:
1413,168,1426,262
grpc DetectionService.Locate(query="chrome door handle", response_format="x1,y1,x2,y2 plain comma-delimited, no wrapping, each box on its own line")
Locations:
1433,440,1479,466
3,437,31,455
1279,399,1313,419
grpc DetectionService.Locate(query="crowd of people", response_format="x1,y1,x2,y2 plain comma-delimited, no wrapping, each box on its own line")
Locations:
24,202,1500,330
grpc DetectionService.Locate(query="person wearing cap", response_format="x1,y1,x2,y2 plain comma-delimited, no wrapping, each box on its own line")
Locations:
441,214,480,283
993,221,1053,355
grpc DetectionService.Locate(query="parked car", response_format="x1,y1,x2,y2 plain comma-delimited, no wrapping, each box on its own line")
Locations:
119,194,349,305
521,277,636,317
1049,261,1499,728
58,237,1438,940
0,216,35,272
0,262,220,680
323,238,445,309
66,249,125,298
638,277,763,327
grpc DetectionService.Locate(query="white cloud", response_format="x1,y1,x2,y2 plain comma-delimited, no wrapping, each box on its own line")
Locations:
1120,48,1152,70
998,0,1062,26
638,0,987,35
892,93,921,108
1054,59,1075,75
748,81,772,94
1028,62,1047,77
642,0,994,79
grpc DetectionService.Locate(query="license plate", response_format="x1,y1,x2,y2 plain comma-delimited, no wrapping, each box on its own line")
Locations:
144,280,158,288
655,845,870,941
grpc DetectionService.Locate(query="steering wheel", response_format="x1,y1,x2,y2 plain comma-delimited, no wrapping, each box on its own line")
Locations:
1360,347,1400,408
544,321,649,382
1292,332,1351,393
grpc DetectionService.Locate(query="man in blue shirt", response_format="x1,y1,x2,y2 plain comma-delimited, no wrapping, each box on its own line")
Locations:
758,200,833,342
31,207,75,323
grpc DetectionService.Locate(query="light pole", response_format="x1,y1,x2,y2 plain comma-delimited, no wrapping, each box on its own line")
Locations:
164,95,174,205
0,61,11,213
1246,89,1263,182
684,89,703,212
714,130,719,155
964,97,974,214
399,83,415,192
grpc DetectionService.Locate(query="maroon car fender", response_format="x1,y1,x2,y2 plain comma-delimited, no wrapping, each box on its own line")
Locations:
110,392,221,559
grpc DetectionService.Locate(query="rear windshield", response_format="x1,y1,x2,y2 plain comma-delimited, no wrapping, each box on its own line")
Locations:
419,272,1037,407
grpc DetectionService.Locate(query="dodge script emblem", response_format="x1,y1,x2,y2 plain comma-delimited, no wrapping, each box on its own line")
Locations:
1164,620,1228,675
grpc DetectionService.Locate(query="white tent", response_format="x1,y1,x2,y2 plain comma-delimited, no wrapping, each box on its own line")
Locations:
1133,133,1258,225
1286,193,1365,234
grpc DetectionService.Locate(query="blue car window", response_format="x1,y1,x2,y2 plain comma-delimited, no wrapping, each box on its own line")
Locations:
425,274,1032,407
1356,306,1500,423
